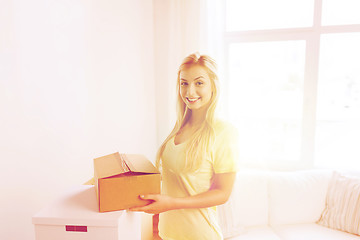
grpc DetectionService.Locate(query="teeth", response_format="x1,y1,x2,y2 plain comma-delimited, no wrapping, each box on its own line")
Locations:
187,98,199,102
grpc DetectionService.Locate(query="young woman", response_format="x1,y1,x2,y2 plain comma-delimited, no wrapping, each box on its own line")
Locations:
130,53,239,240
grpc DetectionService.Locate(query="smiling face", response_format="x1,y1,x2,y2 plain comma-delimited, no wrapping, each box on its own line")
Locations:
179,65,213,111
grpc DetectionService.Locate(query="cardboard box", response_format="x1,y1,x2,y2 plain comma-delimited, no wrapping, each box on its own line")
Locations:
94,152,161,213
32,185,142,240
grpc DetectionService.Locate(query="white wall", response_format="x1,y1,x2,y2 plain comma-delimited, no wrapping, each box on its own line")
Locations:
0,0,156,239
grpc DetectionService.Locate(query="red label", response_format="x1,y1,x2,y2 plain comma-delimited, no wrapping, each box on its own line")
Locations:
65,225,87,232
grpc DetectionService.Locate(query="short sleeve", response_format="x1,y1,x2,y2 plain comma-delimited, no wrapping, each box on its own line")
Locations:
212,122,239,174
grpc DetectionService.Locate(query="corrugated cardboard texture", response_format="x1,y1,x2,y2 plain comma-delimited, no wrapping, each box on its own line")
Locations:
99,174,161,212
94,152,160,212
121,154,159,174
94,152,130,179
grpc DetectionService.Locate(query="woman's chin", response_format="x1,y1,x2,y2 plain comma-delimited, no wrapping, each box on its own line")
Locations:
186,104,200,110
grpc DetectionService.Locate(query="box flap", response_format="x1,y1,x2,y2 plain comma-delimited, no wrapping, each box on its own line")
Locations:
120,154,159,174
94,152,130,179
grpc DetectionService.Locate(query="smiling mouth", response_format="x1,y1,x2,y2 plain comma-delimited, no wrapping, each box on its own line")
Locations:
186,97,200,103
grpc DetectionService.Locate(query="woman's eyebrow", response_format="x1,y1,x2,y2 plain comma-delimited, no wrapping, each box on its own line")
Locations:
180,76,204,81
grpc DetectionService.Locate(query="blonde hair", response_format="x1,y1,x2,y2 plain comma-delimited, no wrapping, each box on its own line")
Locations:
156,52,220,172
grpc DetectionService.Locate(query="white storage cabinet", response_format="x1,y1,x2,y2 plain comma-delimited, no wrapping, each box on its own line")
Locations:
32,185,141,240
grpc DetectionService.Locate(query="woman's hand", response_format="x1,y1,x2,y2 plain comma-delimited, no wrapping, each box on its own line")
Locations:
129,172,236,214
129,194,176,214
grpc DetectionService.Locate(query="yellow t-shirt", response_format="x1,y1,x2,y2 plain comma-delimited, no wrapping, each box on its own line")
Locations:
159,120,239,240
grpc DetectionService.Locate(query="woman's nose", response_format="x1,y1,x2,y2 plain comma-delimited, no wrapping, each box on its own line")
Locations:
187,84,196,96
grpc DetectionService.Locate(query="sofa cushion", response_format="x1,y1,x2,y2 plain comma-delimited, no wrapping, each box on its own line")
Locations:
317,172,360,236
218,169,269,238
268,169,333,225
225,226,281,240
272,223,360,240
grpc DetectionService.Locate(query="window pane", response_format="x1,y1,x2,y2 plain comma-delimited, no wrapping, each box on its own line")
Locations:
226,0,314,31
322,0,360,25
315,33,360,170
228,41,306,164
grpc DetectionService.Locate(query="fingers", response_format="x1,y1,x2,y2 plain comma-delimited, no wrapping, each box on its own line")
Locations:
128,194,162,214
139,194,157,201
128,197,155,212
129,205,156,214
129,206,148,212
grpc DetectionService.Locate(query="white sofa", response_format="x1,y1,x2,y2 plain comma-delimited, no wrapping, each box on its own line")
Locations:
218,169,360,240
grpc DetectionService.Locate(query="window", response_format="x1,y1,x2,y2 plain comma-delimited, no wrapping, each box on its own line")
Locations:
315,33,360,169
226,0,314,31
228,41,305,167
322,0,360,26
222,0,360,170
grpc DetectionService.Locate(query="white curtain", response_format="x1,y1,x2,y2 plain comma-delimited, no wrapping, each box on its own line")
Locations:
153,0,224,145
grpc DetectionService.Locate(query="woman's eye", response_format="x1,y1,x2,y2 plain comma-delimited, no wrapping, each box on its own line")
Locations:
196,81,203,86
180,82,188,86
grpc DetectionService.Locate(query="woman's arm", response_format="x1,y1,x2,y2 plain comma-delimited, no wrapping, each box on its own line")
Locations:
129,172,236,214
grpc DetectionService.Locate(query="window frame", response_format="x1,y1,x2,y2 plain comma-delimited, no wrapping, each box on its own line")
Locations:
221,0,360,170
